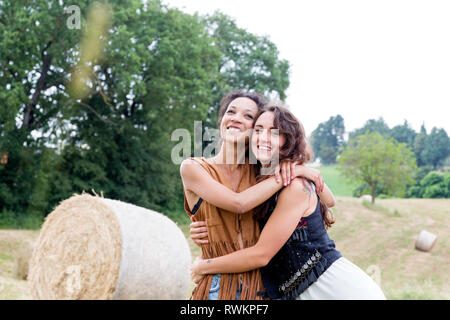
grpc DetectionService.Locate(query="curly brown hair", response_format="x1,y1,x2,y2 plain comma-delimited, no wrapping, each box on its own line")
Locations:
215,90,267,163
254,101,335,229
217,90,267,128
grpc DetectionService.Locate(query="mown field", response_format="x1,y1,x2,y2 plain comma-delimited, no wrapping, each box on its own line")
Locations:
1,197,449,300
181,197,450,300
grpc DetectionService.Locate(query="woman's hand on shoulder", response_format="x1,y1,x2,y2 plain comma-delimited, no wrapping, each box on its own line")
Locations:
273,160,324,192
274,159,297,186
293,164,324,192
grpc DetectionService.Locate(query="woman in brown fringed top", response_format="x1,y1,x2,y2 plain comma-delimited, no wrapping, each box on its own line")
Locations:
180,91,325,300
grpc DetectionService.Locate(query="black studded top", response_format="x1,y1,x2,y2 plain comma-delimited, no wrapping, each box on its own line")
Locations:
257,183,342,300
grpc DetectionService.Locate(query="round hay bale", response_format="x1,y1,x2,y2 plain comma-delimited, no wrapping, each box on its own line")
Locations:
28,194,191,300
359,195,372,203
415,230,437,252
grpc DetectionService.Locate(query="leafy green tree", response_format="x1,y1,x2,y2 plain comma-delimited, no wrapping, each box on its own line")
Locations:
406,169,450,199
62,1,223,217
416,172,450,198
0,0,92,216
201,12,290,132
423,184,447,198
311,115,345,164
0,0,290,225
413,124,427,167
421,171,444,186
348,117,391,141
390,120,417,151
337,132,417,203
405,165,434,198
1,0,220,219
421,127,450,168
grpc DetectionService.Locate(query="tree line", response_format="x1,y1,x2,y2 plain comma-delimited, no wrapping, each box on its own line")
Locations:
2,1,447,228
311,116,450,201
0,0,289,228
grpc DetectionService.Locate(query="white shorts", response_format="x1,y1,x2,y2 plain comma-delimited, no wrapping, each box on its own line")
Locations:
297,257,386,300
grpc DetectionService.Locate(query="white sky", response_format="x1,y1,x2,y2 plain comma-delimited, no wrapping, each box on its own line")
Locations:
162,0,450,136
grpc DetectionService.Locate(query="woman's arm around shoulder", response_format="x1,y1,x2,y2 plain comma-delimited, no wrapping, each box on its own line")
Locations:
254,178,316,266
191,178,314,276
180,158,285,214
317,183,336,208
180,158,239,213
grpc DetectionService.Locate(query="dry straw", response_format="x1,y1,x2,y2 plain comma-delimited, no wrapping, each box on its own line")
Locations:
28,193,191,300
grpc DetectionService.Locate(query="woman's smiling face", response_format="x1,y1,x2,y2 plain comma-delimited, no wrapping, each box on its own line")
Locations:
251,111,286,164
220,97,259,144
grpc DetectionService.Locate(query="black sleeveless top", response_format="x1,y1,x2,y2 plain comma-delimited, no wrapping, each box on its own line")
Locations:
258,184,342,300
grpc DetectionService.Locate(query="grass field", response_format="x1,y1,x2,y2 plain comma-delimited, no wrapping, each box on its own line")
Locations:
0,197,449,300
316,165,358,197
0,230,38,300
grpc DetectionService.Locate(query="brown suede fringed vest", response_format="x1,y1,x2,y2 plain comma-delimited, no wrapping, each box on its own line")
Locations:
183,157,266,300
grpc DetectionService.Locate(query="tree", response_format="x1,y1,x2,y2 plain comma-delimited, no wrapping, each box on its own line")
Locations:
1,0,221,217
201,12,290,132
408,172,450,199
413,124,427,167
0,0,291,224
310,115,345,164
390,120,417,151
337,132,417,203
0,0,91,216
61,1,224,215
405,165,434,198
421,127,450,168
348,117,391,141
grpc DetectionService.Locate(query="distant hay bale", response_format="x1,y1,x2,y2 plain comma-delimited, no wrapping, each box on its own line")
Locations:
13,239,35,280
28,194,191,300
360,195,372,203
415,230,437,252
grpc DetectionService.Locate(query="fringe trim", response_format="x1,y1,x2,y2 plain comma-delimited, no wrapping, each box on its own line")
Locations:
278,250,328,300
190,239,266,300
287,227,308,244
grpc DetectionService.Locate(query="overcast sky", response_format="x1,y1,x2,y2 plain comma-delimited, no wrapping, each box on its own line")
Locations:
162,0,450,136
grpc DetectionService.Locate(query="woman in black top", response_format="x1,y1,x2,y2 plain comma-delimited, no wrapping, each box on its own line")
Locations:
190,102,386,300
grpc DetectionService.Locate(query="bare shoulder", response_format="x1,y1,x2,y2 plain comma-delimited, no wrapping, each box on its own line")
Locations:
280,178,313,201
180,158,203,178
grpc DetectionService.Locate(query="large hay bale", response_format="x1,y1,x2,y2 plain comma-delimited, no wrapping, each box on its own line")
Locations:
359,195,372,203
28,194,191,300
415,230,437,252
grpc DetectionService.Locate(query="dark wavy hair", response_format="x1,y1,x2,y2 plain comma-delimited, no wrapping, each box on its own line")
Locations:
254,102,335,229
215,90,267,163
217,90,267,128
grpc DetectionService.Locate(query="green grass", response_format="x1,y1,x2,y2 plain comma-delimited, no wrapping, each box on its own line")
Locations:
316,165,358,197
